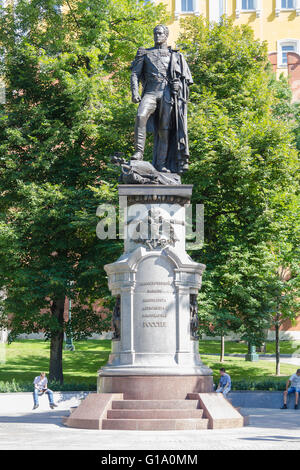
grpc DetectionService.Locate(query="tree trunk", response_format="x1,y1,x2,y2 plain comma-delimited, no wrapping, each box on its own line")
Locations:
49,297,65,384
275,313,280,376
220,335,225,363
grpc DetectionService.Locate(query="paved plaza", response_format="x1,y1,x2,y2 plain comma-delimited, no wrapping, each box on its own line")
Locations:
1,407,300,450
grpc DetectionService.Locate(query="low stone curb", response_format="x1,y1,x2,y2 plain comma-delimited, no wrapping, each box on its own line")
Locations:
228,391,299,409
204,353,300,358
0,390,297,413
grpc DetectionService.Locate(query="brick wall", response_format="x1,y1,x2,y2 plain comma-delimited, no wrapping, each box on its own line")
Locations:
268,51,300,103
287,52,300,103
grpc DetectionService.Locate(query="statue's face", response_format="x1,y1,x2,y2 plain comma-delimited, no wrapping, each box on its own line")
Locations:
154,27,168,46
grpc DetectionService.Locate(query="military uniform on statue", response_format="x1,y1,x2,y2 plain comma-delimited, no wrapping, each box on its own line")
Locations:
130,24,192,175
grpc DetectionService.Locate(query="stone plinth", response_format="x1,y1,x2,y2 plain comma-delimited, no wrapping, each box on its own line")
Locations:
98,184,213,394
62,185,247,430
98,375,213,400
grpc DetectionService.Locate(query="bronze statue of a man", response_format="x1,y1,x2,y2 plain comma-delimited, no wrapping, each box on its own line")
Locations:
130,24,193,175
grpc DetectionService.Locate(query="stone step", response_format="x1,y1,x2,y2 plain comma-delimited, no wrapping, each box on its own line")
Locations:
111,399,200,410
243,415,250,426
107,408,204,419
234,407,250,426
102,418,209,431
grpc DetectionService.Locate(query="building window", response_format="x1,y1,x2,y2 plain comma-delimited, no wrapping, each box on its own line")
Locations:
278,40,300,66
276,0,300,15
209,0,225,22
175,0,199,17
281,45,296,65
181,0,194,11
236,0,261,17
281,0,294,8
242,0,255,9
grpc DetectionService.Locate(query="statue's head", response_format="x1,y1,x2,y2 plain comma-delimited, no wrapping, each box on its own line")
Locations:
153,24,169,46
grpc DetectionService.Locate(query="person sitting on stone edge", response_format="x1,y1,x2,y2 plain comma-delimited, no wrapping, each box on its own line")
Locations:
216,368,231,398
281,369,300,410
33,372,58,410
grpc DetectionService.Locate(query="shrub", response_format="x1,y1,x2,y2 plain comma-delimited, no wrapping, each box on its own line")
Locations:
0,378,287,392
231,379,287,391
0,380,97,393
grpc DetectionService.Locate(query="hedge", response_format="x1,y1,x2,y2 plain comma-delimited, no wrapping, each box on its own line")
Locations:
0,378,289,393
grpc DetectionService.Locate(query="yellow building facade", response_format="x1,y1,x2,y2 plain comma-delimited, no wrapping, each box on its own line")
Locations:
156,0,300,99
161,0,300,54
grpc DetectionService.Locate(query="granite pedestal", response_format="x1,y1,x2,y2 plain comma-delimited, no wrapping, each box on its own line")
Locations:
63,185,247,430
98,185,213,398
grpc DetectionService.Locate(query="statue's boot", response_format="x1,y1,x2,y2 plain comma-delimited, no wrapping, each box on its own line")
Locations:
155,152,171,173
156,163,170,173
131,151,143,161
155,156,170,171
132,118,146,161
155,130,171,172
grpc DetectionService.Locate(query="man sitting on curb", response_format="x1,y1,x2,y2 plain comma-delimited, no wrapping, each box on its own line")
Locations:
216,367,231,398
33,372,58,410
281,369,300,410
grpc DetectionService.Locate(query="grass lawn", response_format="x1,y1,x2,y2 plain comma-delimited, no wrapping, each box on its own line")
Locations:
202,355,297,384
198,340,300,356
0,340,111,388
0,339,299,391
201,340,300,387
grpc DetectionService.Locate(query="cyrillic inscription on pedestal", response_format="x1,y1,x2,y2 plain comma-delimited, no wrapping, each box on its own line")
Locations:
134,255,176,356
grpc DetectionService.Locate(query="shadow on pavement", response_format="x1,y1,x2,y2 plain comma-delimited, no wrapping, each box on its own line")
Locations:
0,410,67,427
246,409,300,430
240,435,300,442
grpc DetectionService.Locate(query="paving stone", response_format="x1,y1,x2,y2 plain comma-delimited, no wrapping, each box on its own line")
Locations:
1,408,300,450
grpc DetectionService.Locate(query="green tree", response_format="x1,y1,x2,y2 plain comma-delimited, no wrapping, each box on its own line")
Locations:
267,190,300,375
179,17,300,351
0,0,167,383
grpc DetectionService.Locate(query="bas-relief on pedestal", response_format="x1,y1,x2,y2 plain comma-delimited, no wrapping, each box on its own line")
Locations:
98,185,213,399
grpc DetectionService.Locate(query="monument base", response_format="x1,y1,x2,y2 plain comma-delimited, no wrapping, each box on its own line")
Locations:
60,183,247,429
63,390,248,430
97,373,214,400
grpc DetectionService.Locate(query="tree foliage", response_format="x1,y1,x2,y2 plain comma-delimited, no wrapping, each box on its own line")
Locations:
0,0,168,381
179,16,300,345
0,6,299,382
